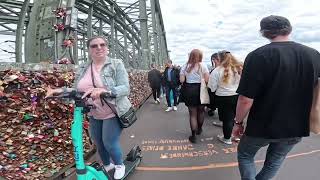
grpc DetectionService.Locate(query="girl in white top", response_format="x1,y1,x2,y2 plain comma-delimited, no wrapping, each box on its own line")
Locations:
179,49,209,143
207,50,243,145
180,63,209,83
208,62,241,96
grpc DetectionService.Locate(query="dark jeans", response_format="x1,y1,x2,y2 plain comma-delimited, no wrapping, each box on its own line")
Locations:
89,116,123,165
215,95,238,139
237,135,302,180
165,84,178,107
151,86,161,101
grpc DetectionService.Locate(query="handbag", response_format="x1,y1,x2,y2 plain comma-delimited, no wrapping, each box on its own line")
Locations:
178,65,188,104
90,63,137,128
178,83,186,104
117,106,137,128
200,64,210,104
310,78,320,134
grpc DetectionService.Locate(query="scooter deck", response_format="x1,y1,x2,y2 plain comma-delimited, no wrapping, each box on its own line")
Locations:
87,145,142,180
120,157,142,180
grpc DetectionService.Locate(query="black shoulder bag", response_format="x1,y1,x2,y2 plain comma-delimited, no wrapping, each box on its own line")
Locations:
90,63,137,128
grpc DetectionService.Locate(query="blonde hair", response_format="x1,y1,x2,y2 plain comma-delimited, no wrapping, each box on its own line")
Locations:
218,51,243,84
186,49,203,73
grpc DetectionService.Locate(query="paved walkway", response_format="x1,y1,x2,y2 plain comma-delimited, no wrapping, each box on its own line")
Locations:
69,97,320,180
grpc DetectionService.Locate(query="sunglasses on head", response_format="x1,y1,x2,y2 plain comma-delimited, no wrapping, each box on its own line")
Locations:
218,50,230,59
218,50,230,55
89,43,106,49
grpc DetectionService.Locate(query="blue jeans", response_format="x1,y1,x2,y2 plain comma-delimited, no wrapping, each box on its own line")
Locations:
89,116,123,165
165,84,177,107
237,135,301,180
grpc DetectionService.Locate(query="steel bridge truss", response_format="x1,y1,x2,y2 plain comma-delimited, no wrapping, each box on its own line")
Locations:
0,0,168,69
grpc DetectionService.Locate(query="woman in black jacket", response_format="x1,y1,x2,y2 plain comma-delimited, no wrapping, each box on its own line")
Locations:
148,63,162,104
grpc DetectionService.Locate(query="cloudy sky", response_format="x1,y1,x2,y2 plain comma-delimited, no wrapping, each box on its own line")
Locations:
159,0,320,65
1,0,320,65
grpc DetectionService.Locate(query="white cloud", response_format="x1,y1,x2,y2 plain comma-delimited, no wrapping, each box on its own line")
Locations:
0,36,16,62
160,0,320,65
1,0,320,66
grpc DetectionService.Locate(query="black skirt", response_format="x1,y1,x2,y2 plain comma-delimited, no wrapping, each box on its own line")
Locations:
181,83,201,106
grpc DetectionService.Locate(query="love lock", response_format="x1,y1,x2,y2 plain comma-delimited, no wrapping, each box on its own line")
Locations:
53,8,66,18
53,23,65,31
62,39,73,47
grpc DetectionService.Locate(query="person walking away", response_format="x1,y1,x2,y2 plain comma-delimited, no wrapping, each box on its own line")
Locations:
232,15,320,180
173,64,182,103
148,63,162,104
45,36,131,179
163,60,180,111
208,52,222,127
207,50,243,145
159,65,166,98
180,49,209,143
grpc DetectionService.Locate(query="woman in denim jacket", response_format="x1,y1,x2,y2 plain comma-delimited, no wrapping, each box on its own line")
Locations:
45,36,130,179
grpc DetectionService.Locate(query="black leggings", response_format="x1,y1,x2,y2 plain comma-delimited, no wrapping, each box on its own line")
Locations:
151,87,161,101
215,95,238,139
187,105,205,134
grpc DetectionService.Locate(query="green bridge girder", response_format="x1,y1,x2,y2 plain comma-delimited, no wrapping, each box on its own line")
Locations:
0,0,169,69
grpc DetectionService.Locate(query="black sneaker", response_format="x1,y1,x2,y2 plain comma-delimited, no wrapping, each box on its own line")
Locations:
196,128,202,135
188,135,197,143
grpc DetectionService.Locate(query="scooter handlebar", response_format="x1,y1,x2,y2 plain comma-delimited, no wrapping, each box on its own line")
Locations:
46,90,115,100
45,90,83,100
100,92,116,99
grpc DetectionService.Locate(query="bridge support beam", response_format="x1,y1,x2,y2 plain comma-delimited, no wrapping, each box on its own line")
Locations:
139,0,150,69
150,0,159,67
15,0,30,63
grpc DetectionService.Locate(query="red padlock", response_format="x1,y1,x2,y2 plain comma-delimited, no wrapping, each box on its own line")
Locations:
53,8,66,18
53,24,65,31
62,39,73,47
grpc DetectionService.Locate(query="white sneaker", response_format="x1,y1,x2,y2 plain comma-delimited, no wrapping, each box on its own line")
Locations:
165,107,173,112
156,98,160,103
212,121,223,127
232,136,241,142
154,100,158,104
217,134,232,145
103,163,115,172
114,164,126,179
173,106,177,111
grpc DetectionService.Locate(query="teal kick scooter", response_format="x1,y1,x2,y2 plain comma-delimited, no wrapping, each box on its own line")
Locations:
48,90,142,180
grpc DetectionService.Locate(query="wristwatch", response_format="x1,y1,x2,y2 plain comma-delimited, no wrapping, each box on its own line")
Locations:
234,119,243,126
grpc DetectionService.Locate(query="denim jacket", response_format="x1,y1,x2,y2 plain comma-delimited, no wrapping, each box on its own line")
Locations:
74,57,132,116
